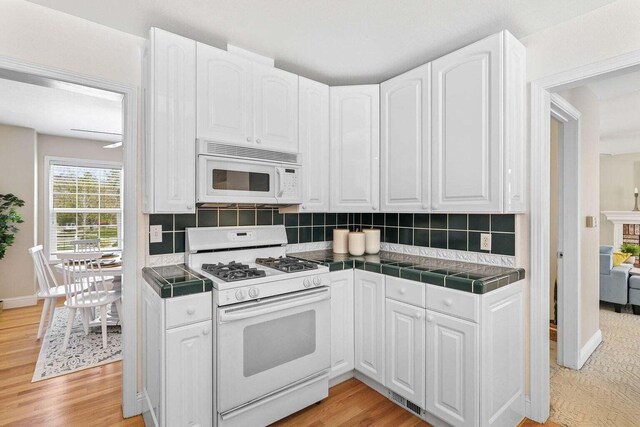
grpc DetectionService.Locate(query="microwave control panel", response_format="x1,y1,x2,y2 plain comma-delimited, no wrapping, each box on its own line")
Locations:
277,167,301,201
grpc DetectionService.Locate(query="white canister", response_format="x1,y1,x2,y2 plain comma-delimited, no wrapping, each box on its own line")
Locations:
348,231,366,256
363,228,381,254
333,229,349,254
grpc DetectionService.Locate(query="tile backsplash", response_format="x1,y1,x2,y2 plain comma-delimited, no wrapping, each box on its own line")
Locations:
149,208,516,257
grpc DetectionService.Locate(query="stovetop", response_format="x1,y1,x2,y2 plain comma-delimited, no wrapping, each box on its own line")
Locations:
201,261,267,282
255,256,319,273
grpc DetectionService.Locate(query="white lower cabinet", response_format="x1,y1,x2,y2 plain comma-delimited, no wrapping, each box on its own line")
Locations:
385,298,426,409
425,310,478,427
354,270,385,383
328,270,354,379
142,283,213,427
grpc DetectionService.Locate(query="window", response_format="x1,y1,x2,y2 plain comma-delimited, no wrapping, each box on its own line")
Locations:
46,158,123,256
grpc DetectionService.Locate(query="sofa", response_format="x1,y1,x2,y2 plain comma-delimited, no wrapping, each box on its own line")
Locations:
599,245,632,313
628,275,640,315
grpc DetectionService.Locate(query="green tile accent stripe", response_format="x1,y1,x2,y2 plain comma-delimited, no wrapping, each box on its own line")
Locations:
289,250,524,295
142,264,213,298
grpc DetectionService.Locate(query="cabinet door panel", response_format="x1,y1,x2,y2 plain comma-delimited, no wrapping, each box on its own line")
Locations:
196,43,252,145
385,299,425,408
329,271,354,379
380,63,430,212
354,271,385,383
253,64,298,153
426,311,478,427
299,77,330,212
166,320,212,427
330,85,380,212
150,28,196,213
432,33,502,212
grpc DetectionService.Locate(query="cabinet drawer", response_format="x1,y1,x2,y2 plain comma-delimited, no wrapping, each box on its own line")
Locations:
385,276,426,308
426,286,479,323
166,292,212,329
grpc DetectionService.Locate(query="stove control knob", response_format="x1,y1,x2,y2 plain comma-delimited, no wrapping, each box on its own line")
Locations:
313,277,322,286
303,278,312,288
235,289,246,301
249,288,259,298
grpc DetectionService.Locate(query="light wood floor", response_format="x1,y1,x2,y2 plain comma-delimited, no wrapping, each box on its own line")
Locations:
0,302,558,427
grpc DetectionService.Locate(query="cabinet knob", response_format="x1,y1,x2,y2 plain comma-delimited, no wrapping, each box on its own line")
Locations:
301,205,306,210
399,287,406,295
202,328,210,336
187,307,195,315
246,137,252,142
187,203,194,210
415,312,422,319
432,204,438,210
372,206,377,211
256,138,262,144
443,299,453,307
427,315,434,322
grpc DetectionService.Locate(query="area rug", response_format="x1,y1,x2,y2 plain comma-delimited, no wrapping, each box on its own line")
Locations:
549,304,640,426
32,306,121,382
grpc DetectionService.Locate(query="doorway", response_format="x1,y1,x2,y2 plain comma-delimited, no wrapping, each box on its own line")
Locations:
0,58,138,417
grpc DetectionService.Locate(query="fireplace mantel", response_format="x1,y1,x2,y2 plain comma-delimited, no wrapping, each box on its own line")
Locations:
602,211,640,249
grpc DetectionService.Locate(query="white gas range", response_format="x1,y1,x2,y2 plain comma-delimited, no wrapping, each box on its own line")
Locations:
185,225,331,427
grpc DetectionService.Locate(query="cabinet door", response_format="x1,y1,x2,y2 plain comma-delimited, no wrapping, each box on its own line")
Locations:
354,270,385,383
299,77,330,212
431,33,502,212
196,43,252,145
253,63,299,153
385,299,425,408
149,28,196,213
380,63,431,212
329,85,380,212
165,320,212,427
426,311,478,427
329,270,354,379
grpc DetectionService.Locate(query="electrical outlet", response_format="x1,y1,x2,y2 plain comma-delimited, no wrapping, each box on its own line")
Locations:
150,225,163,243
480,233,492,251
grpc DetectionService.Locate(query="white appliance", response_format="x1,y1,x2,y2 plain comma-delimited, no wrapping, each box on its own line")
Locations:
196,140,302,205
185,225,330,427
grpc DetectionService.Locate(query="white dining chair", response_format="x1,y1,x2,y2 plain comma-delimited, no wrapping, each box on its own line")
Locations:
59,251,122,351
70,239,101,253
29,245,69,339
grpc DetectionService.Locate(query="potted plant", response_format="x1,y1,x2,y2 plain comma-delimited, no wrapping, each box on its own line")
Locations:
620,242,640,265
0,193,25,260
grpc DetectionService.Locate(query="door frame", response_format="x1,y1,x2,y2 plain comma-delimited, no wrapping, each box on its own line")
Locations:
549,94,582,369
0,55,139,417
528,48,640,422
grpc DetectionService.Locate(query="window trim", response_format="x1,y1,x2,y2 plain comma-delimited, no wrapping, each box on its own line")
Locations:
44,156,123,260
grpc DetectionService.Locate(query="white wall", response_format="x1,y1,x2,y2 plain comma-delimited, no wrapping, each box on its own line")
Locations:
600,152,640,245
0,124,37,305
37,134,123,254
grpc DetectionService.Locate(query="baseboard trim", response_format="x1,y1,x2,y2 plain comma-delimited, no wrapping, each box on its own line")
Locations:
578,329,602,368
1,294,37,309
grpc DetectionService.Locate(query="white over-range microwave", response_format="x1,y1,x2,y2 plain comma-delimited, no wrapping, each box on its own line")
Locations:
196,139,302,205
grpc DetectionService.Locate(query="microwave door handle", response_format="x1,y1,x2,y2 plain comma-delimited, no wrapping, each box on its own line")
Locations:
219,288,329,323
276,168,284,198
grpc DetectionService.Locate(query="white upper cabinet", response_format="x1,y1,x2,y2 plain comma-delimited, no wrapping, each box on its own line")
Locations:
196,42,252,146
196,44,299,153
380,63,431,212
145,28,196,214
299,77,330,212
354,270,385,384
330,85,380,212
253,63,299,152
431,31,525,213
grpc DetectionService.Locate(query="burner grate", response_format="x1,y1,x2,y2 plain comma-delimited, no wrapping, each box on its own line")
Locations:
201,261,267,282
255,256,319,273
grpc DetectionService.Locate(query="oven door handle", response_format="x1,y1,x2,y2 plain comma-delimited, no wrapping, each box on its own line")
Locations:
219,288,329,323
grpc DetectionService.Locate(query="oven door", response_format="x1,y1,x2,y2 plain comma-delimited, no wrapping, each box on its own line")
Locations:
197,156,277,204
217,287,330,413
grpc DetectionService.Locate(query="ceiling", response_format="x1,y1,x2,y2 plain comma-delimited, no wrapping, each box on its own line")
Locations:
25,0,618,85
0,77,122,142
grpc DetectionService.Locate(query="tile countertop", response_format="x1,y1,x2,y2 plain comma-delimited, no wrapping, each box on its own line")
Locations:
142,264,213,298
289,250,525,294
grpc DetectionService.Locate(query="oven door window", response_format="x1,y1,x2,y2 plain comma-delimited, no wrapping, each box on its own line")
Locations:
243,310,316,377
212,169,270,192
